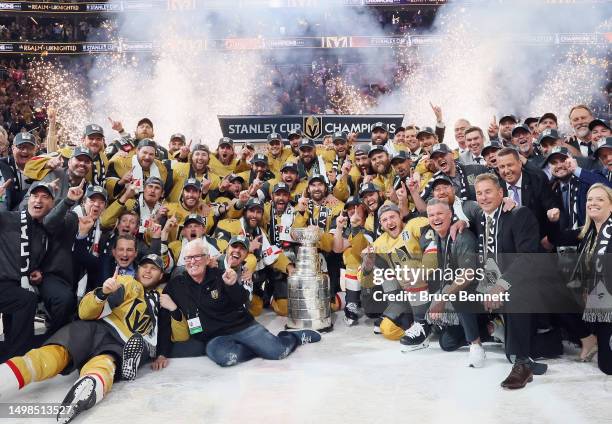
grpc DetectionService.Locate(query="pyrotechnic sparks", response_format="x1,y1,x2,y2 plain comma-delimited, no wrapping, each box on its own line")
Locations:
27,59,91,146
328,76,376,114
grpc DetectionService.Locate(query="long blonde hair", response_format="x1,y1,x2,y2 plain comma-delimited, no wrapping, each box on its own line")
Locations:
578,183,612,239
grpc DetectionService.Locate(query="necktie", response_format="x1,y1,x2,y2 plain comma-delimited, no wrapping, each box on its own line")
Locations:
561,184,569,212
474,157,482,164
509,185,521,206
485,216,493,260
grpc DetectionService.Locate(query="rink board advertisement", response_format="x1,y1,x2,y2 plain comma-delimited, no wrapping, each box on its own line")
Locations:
217,114,405,141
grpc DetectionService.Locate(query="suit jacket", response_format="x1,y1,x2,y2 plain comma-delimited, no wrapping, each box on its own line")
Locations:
500,167,560,241
458,150,485,166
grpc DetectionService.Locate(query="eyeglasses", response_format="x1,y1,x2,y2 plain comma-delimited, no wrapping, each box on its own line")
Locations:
183,254,207,263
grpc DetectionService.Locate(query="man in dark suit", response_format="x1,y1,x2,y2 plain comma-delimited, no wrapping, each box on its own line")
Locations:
471,173,553,389
495,147,560,249
421,143,488,202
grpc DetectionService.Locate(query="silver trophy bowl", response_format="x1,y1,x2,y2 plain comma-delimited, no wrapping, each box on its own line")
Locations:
286,226,333,332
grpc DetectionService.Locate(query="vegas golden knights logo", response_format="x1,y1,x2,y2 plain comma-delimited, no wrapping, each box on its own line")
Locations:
303,116,322,140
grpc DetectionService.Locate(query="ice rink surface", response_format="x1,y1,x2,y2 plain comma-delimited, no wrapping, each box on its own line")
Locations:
5,312,611,424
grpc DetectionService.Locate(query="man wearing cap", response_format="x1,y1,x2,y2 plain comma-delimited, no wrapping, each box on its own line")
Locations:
163,178,216,242
214,173,246,205
266,162,307,203
26,124,109,189
215,198,295,316
510,124,544,168
459,127,486,166
589,118,611,144
544,147,611,232
0,252,169,423
162,214,227,279
238,152,276,191
21,146,94,209
107,117,169,161
370,122,398,157
593,137,612,181
0,180,83,361
287,130,303,158
367,145,395,195
488,115,517,146
524,117,540,139
421,143,487,202
289,138,329,181
537,112,558,133
167,133,187,159
567,105,595,157
482,141,503,170
265,133,293,175
208,137,251,178
168,143,220,203
332,196,375,326
359,182,384,238
100,176,164,238
332,144,372,201
0,132,37,210
359,203,431,344
106,138,173,202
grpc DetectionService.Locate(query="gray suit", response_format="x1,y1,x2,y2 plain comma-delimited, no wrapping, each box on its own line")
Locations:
459,150,485,166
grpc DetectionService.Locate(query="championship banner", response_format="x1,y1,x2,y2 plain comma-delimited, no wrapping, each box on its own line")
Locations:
217,114,405,142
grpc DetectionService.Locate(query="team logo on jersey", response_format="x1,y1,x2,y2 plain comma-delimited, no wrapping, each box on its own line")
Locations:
303,115,322,140
210,289,219,300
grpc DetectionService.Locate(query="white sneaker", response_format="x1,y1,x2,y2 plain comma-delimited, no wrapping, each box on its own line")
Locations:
468,344,486,368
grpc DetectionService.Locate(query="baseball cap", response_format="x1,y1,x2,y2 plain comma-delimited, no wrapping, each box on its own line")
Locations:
85,185,108,201
333,132,347,143
377,202,400,220
137,118,153,128
391,150,411,164
431,175,453,189
145,176,164,187
416,127,435,139
372,122,388,132
183,213,205,226
288,129,303,140
524,117,539,127
170,133,186,143
588,118,611,132
368,145,387,158
228,174,245,183
543,146,570,166
183,177,201,190
359,182,379,197
281,162,298,173
229,235,250,251
245,198,264,211
139,253,164,271
84,124,104,137
308,174,327,185
511,124,531,137
594,137,612,157
267,132,282,143
218,137,234,147
354,144,371,156
73,146,93,161
499,115,518,124
14,132,36,147
252,153,268,165
299,139,316,150
537,128,561,145
137,138,157,149
482,140,503,156
344,196,362,209
29,181,55,199
538,112,558,124
272,182,290,193
430,143,451,158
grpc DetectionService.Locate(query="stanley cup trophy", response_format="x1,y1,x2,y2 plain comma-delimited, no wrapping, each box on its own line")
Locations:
286,227,333,332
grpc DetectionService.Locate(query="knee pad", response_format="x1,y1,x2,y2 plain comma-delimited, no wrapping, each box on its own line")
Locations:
271,298,288,317
380,317,405,341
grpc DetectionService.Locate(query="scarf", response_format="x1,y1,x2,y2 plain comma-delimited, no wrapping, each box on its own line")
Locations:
581,215,612,322
420,162,468,201
136,195,161,234
142,290,160,358
308,200,330,229
73,205,101,298
9,156,25,193
554,175,580,230
131,154,161,193
269,203,296,246
476,207,503,293
429,233,459,326
92,155,105,186
239,217,281,271
20,209,36,292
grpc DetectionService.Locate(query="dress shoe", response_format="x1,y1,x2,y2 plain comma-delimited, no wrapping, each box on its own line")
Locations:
501,363,533,390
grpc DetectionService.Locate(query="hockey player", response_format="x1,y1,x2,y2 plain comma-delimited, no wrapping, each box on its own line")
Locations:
0,254,168,423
